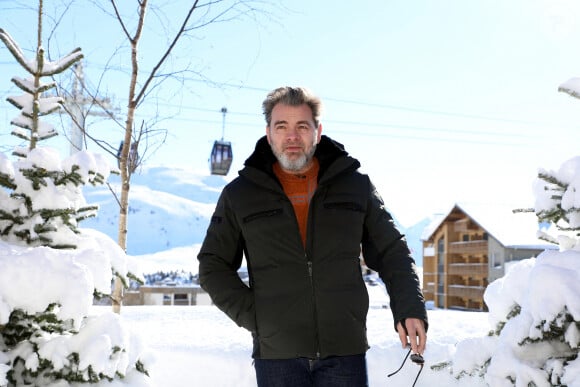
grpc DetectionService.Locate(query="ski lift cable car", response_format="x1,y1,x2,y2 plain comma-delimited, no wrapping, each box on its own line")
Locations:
210,107,233,176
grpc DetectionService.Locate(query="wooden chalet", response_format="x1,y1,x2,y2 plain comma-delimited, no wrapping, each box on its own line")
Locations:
421,203,556,311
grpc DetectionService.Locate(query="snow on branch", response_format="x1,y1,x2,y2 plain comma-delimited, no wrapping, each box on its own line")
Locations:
39,47,84,76
558,77,580,99
11,76,56,94
0,28,83,76
10,116,58,141
0,28,35,74
7,93,63,116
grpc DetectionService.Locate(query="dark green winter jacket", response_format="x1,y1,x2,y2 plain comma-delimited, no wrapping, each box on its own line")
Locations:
198,135,427,359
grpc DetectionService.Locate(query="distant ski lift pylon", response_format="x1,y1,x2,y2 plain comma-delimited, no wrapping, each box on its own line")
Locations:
210,107,233,176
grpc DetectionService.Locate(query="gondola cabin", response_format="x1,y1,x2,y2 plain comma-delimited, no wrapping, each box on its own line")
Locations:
210,140,233,176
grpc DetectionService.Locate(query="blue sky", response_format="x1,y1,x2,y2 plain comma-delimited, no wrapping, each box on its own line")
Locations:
1,0,580,227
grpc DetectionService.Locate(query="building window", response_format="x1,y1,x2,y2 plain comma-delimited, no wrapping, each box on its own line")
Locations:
437,237,445,307
491,252,501,268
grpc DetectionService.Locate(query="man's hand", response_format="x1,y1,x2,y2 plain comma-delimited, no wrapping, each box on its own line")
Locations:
396,318,426,355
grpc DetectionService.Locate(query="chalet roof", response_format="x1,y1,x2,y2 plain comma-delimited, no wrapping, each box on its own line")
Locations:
421,202,557,250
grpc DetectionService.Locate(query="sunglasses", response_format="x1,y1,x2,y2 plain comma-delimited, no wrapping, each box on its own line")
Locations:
387,345,424,387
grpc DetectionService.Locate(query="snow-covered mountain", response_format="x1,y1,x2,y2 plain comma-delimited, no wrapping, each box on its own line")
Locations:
402,218,429,267
82,165,424,265
82,165,228,256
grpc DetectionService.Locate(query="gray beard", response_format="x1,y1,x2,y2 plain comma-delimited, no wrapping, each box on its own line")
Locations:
274,145,317,172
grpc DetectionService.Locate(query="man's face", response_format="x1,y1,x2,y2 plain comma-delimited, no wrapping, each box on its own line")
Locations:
266,103,322,173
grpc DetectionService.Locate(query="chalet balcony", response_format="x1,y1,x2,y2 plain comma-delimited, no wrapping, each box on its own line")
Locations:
448,263,488,277
448,285,485,300
448,240,488,254
423,282,435,296
453,218,478,232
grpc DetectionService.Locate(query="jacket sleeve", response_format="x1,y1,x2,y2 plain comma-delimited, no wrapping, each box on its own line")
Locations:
197,187,256,333
361,178,428,331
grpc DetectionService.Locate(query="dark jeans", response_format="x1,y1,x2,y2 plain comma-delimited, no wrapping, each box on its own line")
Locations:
254,354,368,387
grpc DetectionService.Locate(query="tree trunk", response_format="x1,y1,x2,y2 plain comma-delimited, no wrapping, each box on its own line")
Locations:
111,0,147,313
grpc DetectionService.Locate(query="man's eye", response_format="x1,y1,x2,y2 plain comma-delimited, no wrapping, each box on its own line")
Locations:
298,125,309,131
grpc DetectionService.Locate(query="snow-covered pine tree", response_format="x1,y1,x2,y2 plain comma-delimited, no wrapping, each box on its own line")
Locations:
437,158,580,386
0,2,151,386
533,157,580,251
0,24,88,248
431,77,580,387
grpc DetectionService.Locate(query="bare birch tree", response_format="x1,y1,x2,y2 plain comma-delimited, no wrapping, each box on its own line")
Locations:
2,0,281,313
100,0,280,313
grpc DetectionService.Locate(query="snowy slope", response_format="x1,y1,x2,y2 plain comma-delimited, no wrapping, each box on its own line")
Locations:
81,165,422,262
82,166,228,255
401,217,431,267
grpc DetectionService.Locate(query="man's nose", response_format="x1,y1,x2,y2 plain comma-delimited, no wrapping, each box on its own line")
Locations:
286,127,300,140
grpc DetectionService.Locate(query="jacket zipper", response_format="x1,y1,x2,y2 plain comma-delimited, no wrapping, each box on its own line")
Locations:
276,176,323,359
306,187,322,359
307,259,321,359
280,192,320,358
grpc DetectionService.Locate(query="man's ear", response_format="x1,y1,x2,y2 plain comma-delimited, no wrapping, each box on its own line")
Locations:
316,123,323,143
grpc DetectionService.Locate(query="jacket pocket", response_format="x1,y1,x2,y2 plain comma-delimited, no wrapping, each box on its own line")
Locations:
243,208,283,223
319,201,366,247
323,201,365,213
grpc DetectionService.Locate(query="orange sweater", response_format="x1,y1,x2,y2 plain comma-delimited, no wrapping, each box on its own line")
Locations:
273,159,320,247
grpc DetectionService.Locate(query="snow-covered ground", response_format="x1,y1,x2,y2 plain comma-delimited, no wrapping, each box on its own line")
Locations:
103,304,490,387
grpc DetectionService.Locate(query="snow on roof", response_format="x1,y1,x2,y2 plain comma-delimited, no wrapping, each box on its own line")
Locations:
421,202,556,250
420,212,447,241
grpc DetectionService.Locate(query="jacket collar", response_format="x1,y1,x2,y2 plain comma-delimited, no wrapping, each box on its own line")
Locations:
242,135,360,182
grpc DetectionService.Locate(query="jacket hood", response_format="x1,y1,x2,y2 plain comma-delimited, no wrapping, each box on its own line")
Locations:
243,135,360,180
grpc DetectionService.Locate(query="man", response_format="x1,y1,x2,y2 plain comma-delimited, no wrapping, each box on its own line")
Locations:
198,86,427,387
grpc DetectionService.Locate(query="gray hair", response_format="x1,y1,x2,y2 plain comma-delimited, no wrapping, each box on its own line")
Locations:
262,86,323,127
